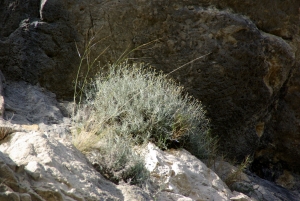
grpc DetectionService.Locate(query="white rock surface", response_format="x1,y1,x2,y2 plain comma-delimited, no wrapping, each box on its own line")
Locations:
230,191,253,201
0,81,271,201
4,81,63,125
155,192,194,201
0,131,123,201
0,128,254,201
143,143,242,201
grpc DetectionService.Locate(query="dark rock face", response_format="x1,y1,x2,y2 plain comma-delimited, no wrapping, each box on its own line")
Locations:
233,172,300,201
211,0,300,176
211,0,300,175
66,0,297,167
1,0,300,189
0,0,79,98
212,0,300,40
137,8,294,161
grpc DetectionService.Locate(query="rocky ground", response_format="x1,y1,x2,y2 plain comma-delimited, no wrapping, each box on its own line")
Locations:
1,0,300,200
0,79,299,200
2,0,300,177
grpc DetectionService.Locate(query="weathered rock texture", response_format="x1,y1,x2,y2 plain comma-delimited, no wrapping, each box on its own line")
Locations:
0,130,253,201
0,131,123,201
3,80,72,140
143,143,252,201
212,158,300,201
1,0,300,188
144,142,300,201
0,79,299,200
0,0,79,98
4,81,63,125
0,81,152,201
65,0,300,176
213,0,300,179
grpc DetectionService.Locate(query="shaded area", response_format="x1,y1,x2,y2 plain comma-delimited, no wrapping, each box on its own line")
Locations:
0,0,79,98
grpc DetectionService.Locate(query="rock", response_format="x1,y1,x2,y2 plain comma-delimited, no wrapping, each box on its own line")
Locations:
0,76,297,200
142,143,248,201
24,161,45,181
65,0,296,163
212,0,300,40
21,124,39,131
255,80,300,175
1,0,300,175
1,0,300,198
0,191,19,201
210,158,299,201
244,173,300,201
230,191,252,201
0,0,79,98
3,81,64,125
68,0,300,186
0,131,123,201
2,81,73,139
209,158,251,187
276,170,295,189
155,192,194,201
0,70,5,118
19,193,31,201
0,162,18,184
116,183,151,201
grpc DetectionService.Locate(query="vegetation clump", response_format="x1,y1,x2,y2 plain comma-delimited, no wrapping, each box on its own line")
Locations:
72,61,213,185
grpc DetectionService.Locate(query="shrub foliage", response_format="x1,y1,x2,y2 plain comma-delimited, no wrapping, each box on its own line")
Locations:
72,61,213,185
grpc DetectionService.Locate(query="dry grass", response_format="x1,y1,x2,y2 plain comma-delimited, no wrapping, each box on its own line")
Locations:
224,155,252,188
72,129,101,153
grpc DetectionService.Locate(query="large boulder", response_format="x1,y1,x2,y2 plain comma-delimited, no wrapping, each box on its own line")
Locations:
0,131,123,201
1,0,300,183
0,79,298,200
66,0,297,167
0,128,252,201
211,158,300,201
213,0,300,179
0,0,79,98
142,143,251,201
